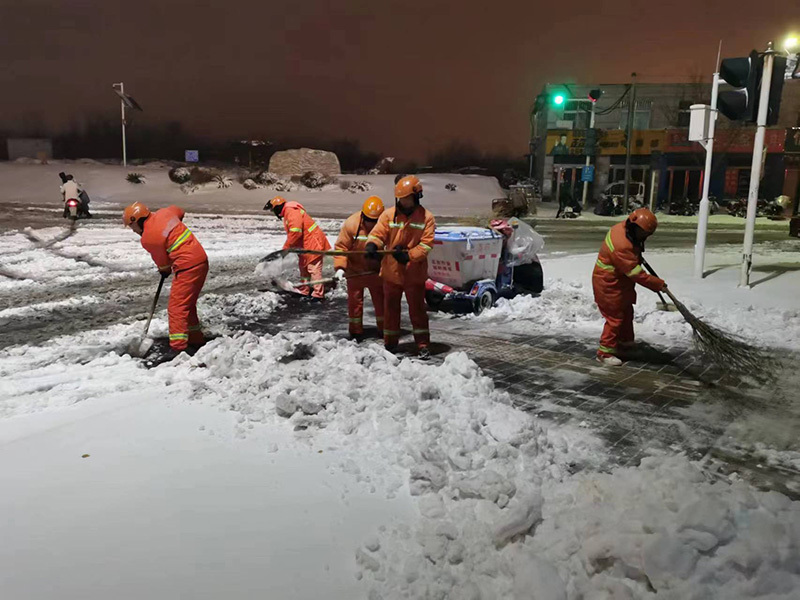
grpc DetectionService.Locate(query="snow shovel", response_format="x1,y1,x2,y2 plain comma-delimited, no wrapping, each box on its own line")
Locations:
128,272,168,357
264,271,377,294
259,248,391,263
640,259,678,312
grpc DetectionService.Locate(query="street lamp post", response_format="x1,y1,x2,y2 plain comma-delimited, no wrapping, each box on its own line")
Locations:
581,91,600,210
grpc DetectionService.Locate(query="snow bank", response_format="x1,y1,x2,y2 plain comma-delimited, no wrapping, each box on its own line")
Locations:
476,251,800,352
158,332,799,599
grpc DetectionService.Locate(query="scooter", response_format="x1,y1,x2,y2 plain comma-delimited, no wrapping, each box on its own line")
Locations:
63,198,81,221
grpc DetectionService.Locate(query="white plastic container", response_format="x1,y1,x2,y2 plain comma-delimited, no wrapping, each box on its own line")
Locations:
428,227,502,289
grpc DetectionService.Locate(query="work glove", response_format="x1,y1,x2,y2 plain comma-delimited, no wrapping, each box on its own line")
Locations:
158,267,172,277
392,245,410,265
334,269,346,281
365,242,380,261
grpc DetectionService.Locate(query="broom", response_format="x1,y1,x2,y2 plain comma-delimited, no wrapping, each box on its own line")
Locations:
641,258,772,378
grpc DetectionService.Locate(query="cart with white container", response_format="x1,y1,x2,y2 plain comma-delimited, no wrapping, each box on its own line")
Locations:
425,224,544,315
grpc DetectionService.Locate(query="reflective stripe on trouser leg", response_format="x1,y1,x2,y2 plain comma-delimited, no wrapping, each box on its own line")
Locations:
404,282,430,348
296,262,311,296
169,261,208,351
367,275,385,336
596,300,628,357
347,280,365,335
383,281,403,348
307,256,324,299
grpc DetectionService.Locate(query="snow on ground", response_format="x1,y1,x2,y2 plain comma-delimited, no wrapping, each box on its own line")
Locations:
0,162,503,218
477,244,800,353
2,215,799,599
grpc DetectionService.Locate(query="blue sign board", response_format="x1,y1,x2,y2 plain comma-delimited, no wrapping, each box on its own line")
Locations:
185,150,199,163
581,165,595,182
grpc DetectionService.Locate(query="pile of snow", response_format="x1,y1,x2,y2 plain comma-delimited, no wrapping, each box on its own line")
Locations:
156,332,799,598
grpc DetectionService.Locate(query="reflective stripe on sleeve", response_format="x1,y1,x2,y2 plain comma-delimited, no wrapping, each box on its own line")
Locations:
367,235,384,247
308,223,318,233
167,228,192,253
388,222,405,229
289,227,302,232
419,243,432,252
626,264,644,277
604,230,615,253
595,259,615,272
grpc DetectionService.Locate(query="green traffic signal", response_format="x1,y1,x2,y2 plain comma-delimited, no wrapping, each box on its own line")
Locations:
553,94,565,106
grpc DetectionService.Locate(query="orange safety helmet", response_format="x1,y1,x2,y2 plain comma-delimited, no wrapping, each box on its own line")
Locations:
394,175,423,200
628,208,658,234
361,196,384,220
264,196,287,211
122,202,151,227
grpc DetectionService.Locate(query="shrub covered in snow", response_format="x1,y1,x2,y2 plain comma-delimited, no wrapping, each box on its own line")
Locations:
168,167,191,184
346,180,372,194
253,171,280,186
300,171,336,189
126,172,146,184
273,179,298,193
242,178,259,190
214,174,233,189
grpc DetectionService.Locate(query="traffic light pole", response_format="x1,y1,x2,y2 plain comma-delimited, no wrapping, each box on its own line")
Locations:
623,73,637,212
581,100,597,210
739,45,775,287
693,70,720,279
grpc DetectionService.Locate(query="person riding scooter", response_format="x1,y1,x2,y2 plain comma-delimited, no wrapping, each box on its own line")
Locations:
59,172,91,218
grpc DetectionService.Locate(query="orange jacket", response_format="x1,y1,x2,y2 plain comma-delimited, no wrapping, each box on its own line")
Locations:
367,205,435,286
333,211,381,275
141,206,207,273
282,202,331,266
592,221,664,306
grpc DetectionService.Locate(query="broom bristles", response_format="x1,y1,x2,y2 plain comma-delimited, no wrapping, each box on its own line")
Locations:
669,296,773,380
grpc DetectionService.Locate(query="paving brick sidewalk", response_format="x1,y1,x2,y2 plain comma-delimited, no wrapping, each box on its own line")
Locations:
244,291,800,498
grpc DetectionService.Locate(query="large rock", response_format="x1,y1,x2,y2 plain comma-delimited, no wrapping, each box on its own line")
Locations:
268,148,341,176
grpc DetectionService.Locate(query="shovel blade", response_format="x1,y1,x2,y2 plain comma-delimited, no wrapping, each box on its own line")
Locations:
128,337,154,358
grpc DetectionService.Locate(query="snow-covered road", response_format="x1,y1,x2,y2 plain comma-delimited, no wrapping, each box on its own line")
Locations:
1,214,799,599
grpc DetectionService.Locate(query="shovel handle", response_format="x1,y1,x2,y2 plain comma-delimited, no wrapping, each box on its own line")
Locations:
142,272,167,337
259,248,391,263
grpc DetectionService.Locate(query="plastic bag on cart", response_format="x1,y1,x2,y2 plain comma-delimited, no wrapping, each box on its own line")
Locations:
504,218,545,266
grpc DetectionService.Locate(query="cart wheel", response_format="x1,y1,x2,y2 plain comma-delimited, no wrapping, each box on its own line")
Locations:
425,290,443,311
473,289,495,315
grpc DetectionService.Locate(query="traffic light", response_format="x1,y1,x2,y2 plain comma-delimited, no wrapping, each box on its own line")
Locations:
718,50,787,125
552,93,565,106
718,50,761,122
584,128,597,156
588,89,601,102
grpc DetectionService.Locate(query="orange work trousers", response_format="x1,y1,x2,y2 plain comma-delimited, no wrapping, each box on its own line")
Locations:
596,301,634,357
347,274,384,336
168,261,209,351
297,256,324,299
383,281,429,350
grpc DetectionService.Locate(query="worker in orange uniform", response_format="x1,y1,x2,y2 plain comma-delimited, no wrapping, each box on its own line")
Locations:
123,202,209,354
593,208,666,366
264,196,331,300
333,196,386,340
365,175,435,359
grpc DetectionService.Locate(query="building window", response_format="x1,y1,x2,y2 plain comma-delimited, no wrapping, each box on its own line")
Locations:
619,100,652,130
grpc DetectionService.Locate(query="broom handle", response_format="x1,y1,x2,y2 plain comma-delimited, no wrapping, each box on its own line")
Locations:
260,248,391,263
640,258,670,306
290,270,377,287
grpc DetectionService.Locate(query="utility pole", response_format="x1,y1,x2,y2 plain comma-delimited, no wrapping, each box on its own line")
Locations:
623,72,637,212
581,96,598,209
693,42,722,279
739,43,775,287
117,82,127,166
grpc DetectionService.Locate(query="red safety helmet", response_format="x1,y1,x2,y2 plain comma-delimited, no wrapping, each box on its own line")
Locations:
361,196,384,220
628,208,658,234
122,202,150,227
394,175,423,200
